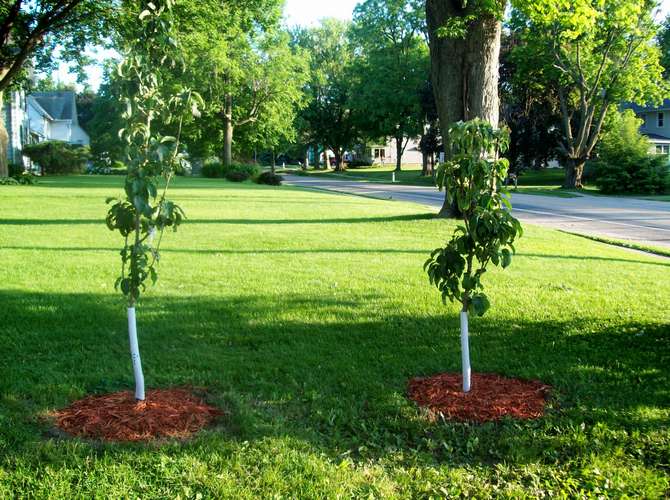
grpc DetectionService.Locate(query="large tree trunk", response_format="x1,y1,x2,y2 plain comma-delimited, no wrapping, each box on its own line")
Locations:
395,136,403,172
0,91,8,178
426,0,505,217
223,94,234,167
271,149,276,173
422,150,429,176
564,158,585,189
333,149,344,172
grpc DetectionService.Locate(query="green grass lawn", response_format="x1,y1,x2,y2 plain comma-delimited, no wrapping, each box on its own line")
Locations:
1,176,669,498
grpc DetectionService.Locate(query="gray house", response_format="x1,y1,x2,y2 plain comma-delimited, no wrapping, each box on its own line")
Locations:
3,90,90,165
623,99,670,156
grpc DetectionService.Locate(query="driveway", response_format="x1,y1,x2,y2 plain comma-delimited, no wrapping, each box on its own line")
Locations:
284,175,670,249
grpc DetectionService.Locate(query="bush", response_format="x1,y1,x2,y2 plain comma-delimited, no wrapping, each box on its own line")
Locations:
201,158,224,178
594,156,669,194
592,110,670,194
348,159,373,168
256,171,284,186
0,177,19,185
201,159,260,181
22,141,90,175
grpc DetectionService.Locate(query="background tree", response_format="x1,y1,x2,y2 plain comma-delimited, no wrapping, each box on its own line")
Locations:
351,0,429,172
426,120,522,393
657,14,670,79
500,13,563,173
425,0,507,216
418,80,441,176
0,0,112,176
513,0,666,189
172,0,302,167
294,19,359,171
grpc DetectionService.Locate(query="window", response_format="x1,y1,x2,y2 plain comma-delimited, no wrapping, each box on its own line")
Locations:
373,148,385,159
659,112,665,128
655,145,670,155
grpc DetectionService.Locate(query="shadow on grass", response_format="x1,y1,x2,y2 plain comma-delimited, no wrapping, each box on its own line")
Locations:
0,214,436,226
2,246,668,268
1,289,668,468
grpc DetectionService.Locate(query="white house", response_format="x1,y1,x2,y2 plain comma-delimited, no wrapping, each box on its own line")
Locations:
365,137,424,166
4,90,90,166
623,99,670,156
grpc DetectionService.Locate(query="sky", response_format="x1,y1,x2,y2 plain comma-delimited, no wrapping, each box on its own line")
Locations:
55,0,670,91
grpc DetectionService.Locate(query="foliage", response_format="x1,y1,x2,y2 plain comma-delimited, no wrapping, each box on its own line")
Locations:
0,1,113,92
170,0,305,164
501,11,562,172
592,110,669,194
225,163,260,180
350,0,429,170
105,1,203,306
293,19,360,169
22,141,90,175
657,14,670,79
426,120,522,316
0,176,18,185
348,159,373,168
256,171,284,185
201,158,224,178
512,0,666,188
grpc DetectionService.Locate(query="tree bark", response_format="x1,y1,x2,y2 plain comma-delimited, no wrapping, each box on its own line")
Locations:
0,91,8,178
564,158,586,189
333,149,344,171
395,136,403,172
271,149,276,173
422,151,429,176
223,94,233,167
426,0,505,217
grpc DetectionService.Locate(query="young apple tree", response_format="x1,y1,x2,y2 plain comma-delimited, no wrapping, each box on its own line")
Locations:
425,119,522,393
105,1,203,401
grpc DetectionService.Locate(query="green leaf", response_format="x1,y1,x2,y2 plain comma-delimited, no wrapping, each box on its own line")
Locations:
470,294,491,317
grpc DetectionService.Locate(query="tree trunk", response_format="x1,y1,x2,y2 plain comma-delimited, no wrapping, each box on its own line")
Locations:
223,94,234,167
333,149,343,171
271,149,276,174
422,150,429,176
564,158,585,189
426,0,505,217
0,91,8,178
460,309,471,393
395,136,403,172
127,307,146,401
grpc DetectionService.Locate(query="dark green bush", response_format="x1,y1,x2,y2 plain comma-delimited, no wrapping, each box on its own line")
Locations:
348,159,373,168
594,156,669,194
201,158,224,178
22,141,90,175
0,177,19,185
256,171,284,186
8,163,24,177
225,170,250,182
226,162,260,178
592,109,669,194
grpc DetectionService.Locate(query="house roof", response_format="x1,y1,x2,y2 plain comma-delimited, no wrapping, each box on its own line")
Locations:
30,91,76,122
622,99,670,113
643,132,670,143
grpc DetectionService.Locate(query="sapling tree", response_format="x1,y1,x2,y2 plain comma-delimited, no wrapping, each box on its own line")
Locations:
105,1,203,401
425,120,522,393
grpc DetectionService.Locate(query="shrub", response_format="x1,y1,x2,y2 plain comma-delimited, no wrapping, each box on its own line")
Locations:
594,156,669,194
8,163,24,177
225,170,250,182
348,159,373,168
592,109,669,194
0,177,19,185
256,171,284,186
22,141,90,175
201,158,224,178
225,162,260,178
15,172,37,185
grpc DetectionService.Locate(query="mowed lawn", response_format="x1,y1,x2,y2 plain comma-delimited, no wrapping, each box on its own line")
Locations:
0,176,669,498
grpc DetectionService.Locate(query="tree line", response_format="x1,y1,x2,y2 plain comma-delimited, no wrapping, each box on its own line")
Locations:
0,0,668,193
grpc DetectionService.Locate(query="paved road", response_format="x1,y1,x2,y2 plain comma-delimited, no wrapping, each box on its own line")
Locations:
284,175,670,249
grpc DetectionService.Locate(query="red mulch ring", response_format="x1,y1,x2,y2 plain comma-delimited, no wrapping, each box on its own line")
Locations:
53,388,223,442
408,373,551,423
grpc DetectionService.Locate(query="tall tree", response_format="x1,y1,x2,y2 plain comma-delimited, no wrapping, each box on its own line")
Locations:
0,0,112,176
513,0,665,188
295,19,360,171
425,0,507,216
351,0,429,172
657,14,670,79
171,0,302,167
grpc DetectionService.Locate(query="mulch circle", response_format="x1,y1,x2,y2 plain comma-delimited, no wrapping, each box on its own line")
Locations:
408,373,551,423
54,388,223,442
